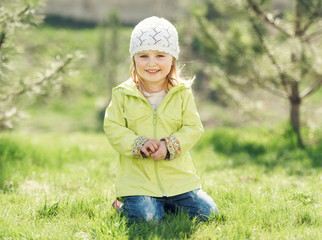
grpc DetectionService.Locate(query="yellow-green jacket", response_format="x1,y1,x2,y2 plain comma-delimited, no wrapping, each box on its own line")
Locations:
104,79,204,198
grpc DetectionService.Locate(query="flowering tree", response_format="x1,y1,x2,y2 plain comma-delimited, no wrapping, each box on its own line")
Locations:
0,0,76,130
194,0,322,147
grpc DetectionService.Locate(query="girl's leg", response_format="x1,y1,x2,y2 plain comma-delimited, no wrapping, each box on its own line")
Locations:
169,189,219,221
121,195,164,222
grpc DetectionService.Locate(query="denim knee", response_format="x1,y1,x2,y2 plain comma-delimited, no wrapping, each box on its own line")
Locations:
186,189,219,221
122,195,164,222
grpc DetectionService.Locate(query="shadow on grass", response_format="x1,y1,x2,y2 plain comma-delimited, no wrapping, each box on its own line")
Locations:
126,212,197,240
196,127,322,171
90,211,226,240
125,211,226,240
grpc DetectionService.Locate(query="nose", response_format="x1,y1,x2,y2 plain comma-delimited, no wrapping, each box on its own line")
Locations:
147,56,157,67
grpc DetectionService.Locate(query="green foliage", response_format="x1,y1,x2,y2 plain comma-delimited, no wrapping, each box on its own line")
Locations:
3,4,319,134
0,129,320,239
197,125,322,169
205,128,267,156
0,0,79,130
191,0,322,147
10,21,132,133
97,11,124,93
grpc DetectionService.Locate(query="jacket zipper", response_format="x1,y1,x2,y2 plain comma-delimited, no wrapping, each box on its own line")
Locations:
134,90,171,197
153,111,166,197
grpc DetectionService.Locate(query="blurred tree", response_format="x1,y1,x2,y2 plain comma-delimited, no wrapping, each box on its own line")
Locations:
193,0,322,147
97,10,122,95
0,0,78,130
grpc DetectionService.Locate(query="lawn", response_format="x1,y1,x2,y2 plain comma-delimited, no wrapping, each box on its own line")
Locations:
1,3,321,239
0,128,320,239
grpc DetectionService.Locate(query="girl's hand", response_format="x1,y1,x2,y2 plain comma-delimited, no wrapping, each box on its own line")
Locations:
151,141,167,161
141,138,159,157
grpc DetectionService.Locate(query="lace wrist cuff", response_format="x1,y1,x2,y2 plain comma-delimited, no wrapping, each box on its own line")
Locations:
132,137,149,159
161,136,181,160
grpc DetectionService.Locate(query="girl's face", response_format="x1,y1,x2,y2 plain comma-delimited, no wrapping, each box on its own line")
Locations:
134,50,173,89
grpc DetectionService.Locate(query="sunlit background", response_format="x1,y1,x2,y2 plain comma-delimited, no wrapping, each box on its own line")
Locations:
1,1,321,239
1,0,321,138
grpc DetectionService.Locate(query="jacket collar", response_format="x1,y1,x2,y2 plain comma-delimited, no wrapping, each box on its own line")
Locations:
114,78,188,100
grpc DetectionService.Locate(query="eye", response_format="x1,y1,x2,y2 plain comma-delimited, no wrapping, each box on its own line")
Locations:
157,55,165,58
139,55,148,58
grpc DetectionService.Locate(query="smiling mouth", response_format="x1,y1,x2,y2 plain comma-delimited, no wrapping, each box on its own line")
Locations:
146,70,160,73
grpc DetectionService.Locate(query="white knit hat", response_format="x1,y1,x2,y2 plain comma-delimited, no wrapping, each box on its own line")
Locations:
129,16,180,59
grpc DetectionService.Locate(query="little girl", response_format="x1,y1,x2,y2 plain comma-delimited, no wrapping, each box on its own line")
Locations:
104,16,219,222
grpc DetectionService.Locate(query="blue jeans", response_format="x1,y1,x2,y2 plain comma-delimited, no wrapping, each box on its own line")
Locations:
121,189,219,222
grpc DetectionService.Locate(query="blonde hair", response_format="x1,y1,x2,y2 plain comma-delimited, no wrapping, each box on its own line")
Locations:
130,56,179,93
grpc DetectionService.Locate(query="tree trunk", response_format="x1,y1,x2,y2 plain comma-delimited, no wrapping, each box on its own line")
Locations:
289,83,304,148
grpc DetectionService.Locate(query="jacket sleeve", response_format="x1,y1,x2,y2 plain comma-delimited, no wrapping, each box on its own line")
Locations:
167,88,204,159
104,88,146,157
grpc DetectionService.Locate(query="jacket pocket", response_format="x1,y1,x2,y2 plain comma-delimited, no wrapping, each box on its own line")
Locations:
160,108,182,133
162,92,182,123
123,109,146,129
163,108,181,121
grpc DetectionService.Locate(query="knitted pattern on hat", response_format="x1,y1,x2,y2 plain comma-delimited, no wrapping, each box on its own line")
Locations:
130,16,180,59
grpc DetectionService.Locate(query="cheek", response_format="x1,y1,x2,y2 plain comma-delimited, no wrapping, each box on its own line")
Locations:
163,58,173,73
163,63,172,74
135,61,145,72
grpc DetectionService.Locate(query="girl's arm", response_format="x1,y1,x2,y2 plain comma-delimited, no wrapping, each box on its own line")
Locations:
163,88,204,160
104,89,147,157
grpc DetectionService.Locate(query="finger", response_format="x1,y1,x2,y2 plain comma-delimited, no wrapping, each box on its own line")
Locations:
143,141,155,153
141,146,150,156
151,141,159,150
152,138,160,146
147,145,156,153
151,148,160,156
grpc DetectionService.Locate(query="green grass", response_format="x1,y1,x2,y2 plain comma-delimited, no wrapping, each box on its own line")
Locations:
0,128,321,239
